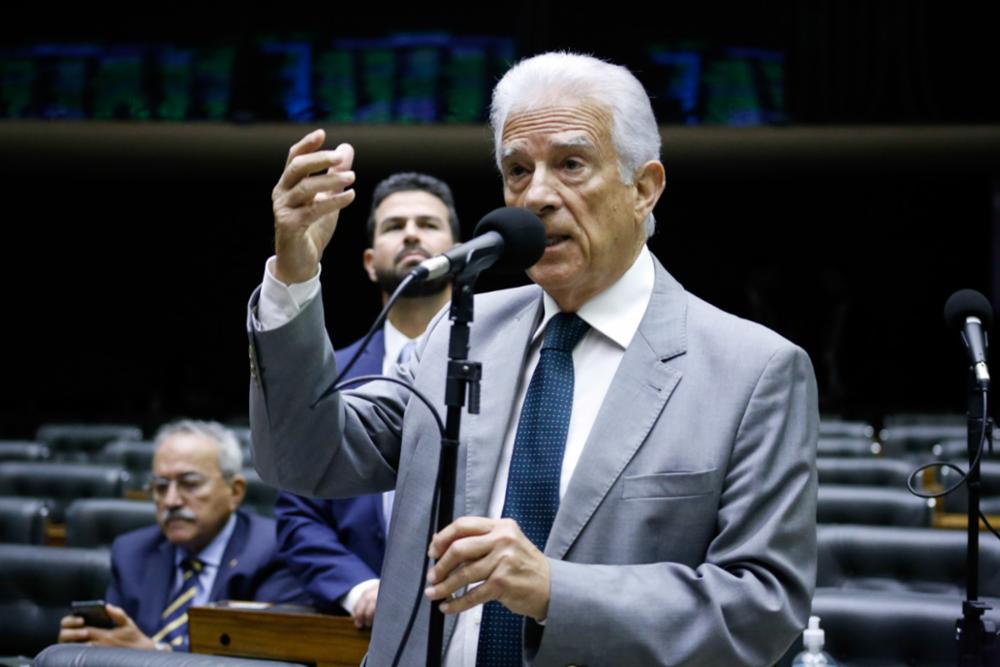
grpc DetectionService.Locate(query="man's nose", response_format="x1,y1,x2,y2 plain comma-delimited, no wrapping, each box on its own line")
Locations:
522,167,560,215
402,219,421,243
162,481,184,507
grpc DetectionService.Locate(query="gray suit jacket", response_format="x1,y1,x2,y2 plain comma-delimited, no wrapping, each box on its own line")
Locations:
248,255,818,667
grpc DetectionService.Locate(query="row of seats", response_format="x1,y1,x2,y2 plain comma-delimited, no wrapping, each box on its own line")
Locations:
0,463,278,529
0,423,253,464
3,522,995,661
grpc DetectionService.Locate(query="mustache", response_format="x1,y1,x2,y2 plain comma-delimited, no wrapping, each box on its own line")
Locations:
159,507,197,523
394,246,432,264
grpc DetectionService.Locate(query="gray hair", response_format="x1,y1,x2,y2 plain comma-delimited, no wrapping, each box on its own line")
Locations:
153,419,243,477
490,51,661,237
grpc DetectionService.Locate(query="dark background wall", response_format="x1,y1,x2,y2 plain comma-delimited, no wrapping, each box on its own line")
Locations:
1,2,998,436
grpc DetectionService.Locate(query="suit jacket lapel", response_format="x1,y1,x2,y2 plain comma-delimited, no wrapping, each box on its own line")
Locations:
444,292,541,651
210,512,248,600
461,294,543,519
547,259,687,560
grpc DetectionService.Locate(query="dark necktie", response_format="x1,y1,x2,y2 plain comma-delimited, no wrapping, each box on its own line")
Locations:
475,312,590,667
151,556,203,651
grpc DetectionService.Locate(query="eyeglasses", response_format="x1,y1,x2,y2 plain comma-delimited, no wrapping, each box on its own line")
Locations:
146,472,228,500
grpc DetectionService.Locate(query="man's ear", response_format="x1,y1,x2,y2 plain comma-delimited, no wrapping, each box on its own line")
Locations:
633,160,666,227
362,248,377,283
228,474,247,510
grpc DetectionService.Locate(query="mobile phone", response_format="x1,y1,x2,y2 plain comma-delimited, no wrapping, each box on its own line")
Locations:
70,600,114,628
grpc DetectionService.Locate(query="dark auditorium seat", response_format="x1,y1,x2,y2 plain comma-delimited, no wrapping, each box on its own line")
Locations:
0,544,110,657
0,441,50,462
817,524,1000,597
0,497,49,545
816,457,914,488
65,499,157,549
32,645,304,666
879,422,968,459
817,485,933,527
242,467,277,517
96,440,156,490
0,463,129,523
819,419,875,439
940,460,1000,515
36,424,143,462
807,588,1000,667
816,437,881,457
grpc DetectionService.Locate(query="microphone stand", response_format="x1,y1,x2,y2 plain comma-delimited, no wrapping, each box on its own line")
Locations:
956,372,999,666
428,273,482,667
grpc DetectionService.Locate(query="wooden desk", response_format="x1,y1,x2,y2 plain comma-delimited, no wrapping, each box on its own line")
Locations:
933,512,1000,531
189,603,369,667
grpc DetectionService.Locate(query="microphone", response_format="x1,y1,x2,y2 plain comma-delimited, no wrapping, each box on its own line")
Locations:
944,289,993,388
409,207,545,283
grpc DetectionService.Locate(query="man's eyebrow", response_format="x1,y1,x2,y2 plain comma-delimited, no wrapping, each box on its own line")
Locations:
552,136,596,150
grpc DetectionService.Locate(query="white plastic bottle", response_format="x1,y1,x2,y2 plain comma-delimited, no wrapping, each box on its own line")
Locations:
791,616,838,666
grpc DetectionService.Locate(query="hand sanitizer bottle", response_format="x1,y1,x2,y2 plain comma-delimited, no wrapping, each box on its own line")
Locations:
791,616,838,666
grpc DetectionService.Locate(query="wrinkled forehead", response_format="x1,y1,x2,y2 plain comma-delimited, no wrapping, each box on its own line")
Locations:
500,101,615,157
153,433,221,476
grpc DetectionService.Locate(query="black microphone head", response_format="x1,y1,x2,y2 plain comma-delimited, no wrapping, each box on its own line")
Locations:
473,207,546,273
944,289,993,329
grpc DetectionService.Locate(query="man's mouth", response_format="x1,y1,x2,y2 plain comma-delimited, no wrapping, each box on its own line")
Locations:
545,235,571,248
396,249,431,265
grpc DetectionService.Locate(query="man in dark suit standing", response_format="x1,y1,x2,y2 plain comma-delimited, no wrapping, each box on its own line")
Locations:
273,172,460,628
58,420,306,652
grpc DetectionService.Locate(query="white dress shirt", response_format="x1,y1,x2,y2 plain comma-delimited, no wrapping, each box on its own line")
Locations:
256,247,655,663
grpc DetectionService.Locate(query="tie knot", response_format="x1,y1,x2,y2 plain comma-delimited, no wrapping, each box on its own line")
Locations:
181,557,203,576
541,313,590,353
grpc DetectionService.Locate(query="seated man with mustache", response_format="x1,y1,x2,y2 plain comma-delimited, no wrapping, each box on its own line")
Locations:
273,172,460,629
58,420,307,652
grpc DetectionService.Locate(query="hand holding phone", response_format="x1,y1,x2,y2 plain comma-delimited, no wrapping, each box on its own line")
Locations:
70,600,115,629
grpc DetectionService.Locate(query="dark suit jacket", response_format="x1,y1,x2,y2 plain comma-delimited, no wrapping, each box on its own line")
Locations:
273,329,387,611
106,508,307,637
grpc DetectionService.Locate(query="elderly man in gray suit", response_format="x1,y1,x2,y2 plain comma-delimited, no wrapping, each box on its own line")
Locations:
248,52,818,666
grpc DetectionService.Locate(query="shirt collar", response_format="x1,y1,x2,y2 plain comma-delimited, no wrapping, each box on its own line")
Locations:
537,245,655,349
174,512,237,569
383,317,416,366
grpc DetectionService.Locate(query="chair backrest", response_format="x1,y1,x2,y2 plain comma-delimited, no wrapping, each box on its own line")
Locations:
819,418,875,439
65,498,158,548
817,485,933,527
0,463,129,523
816,436,881,457
0,544,110,657
36,424,143,462
817,457,915,488
0,496,49,544
0,440,50,462
817,524,1000,597
879,423,969,458
32,644,305,666
939,460,1000,513
804,588,1000,667
241,467,277,517
97,440,156,490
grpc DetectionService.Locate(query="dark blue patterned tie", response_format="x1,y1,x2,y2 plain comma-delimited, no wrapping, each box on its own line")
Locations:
475,312,590,667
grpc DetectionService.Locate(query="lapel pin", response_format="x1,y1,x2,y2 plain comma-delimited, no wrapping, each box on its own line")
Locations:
229,559,238,568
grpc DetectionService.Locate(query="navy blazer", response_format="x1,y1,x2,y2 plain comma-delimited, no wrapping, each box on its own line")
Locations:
106,508,307,637
273,329,388,612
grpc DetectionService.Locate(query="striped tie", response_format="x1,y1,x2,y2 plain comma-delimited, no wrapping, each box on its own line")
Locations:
151,556,203,650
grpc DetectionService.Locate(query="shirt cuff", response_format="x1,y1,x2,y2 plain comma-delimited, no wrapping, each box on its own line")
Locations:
256,256,322,331
340,578,379,615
